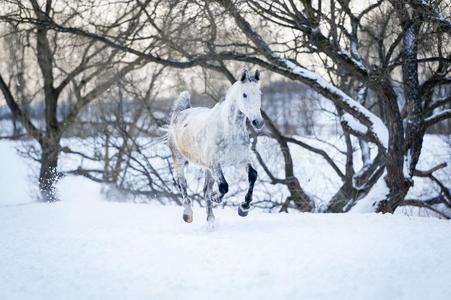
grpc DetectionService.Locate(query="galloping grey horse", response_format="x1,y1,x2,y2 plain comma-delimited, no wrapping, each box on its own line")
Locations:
168,70,264,223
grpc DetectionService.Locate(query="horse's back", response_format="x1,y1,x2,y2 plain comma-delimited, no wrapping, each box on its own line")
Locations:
176,107,211,122
169,106,220,168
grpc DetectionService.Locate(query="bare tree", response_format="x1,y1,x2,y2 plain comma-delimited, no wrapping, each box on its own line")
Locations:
0,0,148,201
212,0,451,213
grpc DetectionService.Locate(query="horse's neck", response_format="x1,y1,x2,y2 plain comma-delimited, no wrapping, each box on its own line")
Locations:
221,84,247,132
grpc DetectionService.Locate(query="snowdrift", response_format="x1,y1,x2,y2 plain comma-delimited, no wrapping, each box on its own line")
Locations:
1,141,451,299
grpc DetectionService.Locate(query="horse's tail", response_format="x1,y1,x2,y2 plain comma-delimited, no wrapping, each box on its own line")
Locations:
172,91,191,115
168,91,191,144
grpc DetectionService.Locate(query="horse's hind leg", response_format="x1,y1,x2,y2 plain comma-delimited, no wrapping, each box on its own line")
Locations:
203,170,215,223
172,151,193,223
238,164,257,217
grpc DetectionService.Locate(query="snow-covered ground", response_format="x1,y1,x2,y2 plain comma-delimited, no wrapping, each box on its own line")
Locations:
1,141,451,299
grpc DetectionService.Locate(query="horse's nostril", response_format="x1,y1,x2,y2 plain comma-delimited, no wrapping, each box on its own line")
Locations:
252,119,263,129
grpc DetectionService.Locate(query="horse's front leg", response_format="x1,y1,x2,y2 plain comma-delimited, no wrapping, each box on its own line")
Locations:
210,165,228,203
238,164,257,217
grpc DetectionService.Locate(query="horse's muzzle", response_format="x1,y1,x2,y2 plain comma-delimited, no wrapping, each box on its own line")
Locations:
251,119,264,130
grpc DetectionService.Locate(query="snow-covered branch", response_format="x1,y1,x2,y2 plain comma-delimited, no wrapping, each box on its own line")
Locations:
424,109,451,127
218,0,388,150
281,59,388,149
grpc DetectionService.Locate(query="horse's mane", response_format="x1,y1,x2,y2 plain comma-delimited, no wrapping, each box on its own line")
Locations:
224,81,240,102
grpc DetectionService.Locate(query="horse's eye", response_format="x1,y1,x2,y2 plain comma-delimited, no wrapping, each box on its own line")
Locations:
243,93,247,98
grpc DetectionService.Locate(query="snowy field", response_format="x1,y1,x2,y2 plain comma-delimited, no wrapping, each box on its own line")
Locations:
1,141,451,299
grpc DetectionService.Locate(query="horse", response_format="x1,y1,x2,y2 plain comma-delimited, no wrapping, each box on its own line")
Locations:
167,69,264,223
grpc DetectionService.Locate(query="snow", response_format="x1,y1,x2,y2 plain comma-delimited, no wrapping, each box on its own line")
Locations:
351,163,372,191
0,141,33,205
351,41,362,63
425,109,451,123
403,149,413,179
1,142,451,299
341,113,368,134
350,171,389,213
337,48,366,72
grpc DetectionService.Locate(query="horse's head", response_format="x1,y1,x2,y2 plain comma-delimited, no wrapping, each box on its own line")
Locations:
236,69,264,130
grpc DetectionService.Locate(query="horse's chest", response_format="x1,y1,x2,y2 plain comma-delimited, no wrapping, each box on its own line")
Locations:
214,131,250,165
215,129,248,147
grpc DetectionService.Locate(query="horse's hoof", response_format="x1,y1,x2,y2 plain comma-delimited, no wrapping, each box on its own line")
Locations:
207,214,215,223
183,213,193,223
206,216,215,230
238,205,249,217
210,192,223,203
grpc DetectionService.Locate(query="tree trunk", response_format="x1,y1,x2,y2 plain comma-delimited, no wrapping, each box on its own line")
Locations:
39,139,59,202
11,114,20,138
326,180,358,213
327,157,385,213
260,112,314,212
378,8,424,214
281,176,314,212
377,93,409,213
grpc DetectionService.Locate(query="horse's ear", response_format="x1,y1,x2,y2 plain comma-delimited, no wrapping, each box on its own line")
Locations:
254,69,260,81
240,69,249,82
